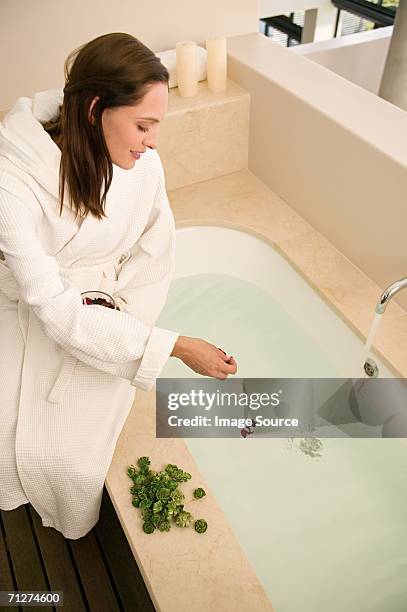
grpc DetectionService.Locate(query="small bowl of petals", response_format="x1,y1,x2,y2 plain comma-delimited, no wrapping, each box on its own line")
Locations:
81,290,121,311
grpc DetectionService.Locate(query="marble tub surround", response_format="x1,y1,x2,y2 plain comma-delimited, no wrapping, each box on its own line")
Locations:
106,165,406,612
106,388,273,612
168,168,407,378
156,79,249,191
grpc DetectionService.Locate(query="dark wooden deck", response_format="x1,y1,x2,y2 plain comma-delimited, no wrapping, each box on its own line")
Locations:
0,486,155,611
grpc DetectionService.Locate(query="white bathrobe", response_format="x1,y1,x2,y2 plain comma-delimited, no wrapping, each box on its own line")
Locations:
0,89,179,539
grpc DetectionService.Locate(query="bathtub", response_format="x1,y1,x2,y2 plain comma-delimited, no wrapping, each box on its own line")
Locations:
156,225,407,612
159,225,393,378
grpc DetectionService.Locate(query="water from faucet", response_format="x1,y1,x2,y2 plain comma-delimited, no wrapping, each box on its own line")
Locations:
358,312,382,377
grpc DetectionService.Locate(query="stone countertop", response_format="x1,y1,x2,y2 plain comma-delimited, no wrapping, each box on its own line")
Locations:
106,390,273,612
106,167,406,612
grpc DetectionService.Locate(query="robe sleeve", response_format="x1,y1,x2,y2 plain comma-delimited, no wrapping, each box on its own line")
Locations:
0,180,179,391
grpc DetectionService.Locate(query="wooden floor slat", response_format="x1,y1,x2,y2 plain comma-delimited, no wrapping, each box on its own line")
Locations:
95,487,155,611
68,529,121,612
0,515,19,612
28,505,87,612
1,505,51,612
0,488,155,612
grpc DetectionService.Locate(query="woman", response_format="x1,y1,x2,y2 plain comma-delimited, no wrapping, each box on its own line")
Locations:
0,32,237,539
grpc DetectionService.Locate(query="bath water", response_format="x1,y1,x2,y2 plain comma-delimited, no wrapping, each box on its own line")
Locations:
158,273,342,378
157,273,407,612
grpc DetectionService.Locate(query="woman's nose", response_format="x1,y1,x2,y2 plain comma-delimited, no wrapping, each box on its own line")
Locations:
143,137,157,150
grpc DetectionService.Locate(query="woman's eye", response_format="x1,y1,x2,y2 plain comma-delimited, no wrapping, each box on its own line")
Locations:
138,126,149,133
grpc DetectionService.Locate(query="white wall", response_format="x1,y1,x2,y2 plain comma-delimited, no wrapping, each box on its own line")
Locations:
0,0,258,110
259,0,331,18
293,27,393,94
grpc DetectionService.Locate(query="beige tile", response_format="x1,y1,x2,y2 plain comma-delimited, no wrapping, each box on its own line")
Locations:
107,387,273,612
169,168,313,243
167,78,251,114
157,80,250,191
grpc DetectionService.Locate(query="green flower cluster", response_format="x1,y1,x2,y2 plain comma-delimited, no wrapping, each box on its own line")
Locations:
194,519,208,533
127,456,208,535
193,487,206,499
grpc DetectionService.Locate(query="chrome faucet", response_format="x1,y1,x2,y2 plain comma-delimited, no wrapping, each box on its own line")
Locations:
376,277,407,314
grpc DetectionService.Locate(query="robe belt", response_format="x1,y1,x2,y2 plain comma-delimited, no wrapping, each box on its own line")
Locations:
10,251,133,405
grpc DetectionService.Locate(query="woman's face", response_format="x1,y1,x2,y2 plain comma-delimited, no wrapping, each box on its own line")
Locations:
89,81,168,170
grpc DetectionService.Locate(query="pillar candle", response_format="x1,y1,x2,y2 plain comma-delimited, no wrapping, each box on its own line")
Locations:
176,41,198,97
206,36,227,93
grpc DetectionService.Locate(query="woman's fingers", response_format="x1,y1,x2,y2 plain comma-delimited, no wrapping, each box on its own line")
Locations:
217,347,234,361
216,348,237,375
221,356,237,375
228,356,237,368
217,347,230,360
229,358,237,374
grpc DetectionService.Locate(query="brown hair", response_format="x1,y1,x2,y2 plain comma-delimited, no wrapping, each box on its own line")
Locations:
42,32,169,222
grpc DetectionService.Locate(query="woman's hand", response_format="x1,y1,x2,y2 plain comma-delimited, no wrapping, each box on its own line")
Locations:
171,336,237,380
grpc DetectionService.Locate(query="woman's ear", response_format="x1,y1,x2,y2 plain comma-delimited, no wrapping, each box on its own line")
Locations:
88,96,100,125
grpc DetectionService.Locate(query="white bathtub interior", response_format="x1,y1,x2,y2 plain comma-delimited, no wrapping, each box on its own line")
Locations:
155,226,407,612
159,226,393,379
